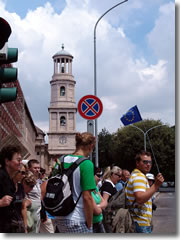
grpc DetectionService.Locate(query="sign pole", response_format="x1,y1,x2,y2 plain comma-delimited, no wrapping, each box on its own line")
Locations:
78,95,103,165
87,120,94,161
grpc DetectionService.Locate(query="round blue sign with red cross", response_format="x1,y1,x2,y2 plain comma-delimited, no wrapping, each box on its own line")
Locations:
78,95,103,120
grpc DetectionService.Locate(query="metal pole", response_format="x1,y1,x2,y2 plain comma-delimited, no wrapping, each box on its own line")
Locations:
94,0,128,167
144,134,146,151
131,125,146,150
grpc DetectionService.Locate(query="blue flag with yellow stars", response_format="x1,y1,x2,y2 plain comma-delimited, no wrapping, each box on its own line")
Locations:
120,105,142,126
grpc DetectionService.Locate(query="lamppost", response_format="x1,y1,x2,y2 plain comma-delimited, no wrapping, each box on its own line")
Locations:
131,124,165,151
94,0,128,167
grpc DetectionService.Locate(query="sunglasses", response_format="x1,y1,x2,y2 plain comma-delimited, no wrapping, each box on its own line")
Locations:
18,170,26,175
142,160,152,165
24,181,35,188
114,173,122,178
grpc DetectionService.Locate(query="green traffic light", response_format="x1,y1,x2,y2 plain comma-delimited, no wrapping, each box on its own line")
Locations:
0,18,18,104
0,87,17,103
0,48,18,65
6,48,18,63
0,67,17,83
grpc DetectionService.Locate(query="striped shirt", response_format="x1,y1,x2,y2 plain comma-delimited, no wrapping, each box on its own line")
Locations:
125,169,152,226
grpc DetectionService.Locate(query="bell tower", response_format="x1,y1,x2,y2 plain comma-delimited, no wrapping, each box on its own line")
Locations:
48,45,76,157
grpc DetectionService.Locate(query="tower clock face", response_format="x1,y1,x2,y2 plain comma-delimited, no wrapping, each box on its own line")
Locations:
59,136,67,144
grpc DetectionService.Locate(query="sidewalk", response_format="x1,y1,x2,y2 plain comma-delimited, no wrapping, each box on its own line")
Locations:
153,191,160,202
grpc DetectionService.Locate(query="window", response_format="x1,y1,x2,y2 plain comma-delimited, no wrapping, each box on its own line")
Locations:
60,116,66,126
60,86,65,96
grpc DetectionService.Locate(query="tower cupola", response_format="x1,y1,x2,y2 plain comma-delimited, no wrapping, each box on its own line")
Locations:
53,44,73,75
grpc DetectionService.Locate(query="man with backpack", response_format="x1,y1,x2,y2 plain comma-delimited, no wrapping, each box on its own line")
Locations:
125,150,164,233
52,132,96,233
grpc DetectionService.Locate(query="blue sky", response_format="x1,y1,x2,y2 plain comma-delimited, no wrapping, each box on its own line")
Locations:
0,0,175,136
4,0,66,18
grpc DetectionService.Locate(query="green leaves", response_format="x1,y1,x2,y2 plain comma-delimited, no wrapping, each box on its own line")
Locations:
98,120,175,181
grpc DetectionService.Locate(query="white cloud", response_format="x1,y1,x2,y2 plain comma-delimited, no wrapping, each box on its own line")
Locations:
147,2,175,64
135,59,168,95
101,97,118,111
35,121,49,133
0,0,175,135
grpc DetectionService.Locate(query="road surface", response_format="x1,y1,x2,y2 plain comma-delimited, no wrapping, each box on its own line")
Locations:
152,191,176,234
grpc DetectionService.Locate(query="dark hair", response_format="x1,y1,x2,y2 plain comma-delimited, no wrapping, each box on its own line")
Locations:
28,159,40,168
0,145,22,168
40,167,46,174
135,150,151,162
75,132,95,149
94,167,103,176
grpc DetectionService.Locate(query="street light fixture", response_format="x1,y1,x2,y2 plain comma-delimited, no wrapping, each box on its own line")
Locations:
94,0,128,167
131,124,167,173
131,124,166,151
131,124,164,151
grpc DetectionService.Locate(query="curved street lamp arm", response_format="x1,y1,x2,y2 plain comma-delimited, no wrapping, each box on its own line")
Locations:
145,124,166,135
131,124,145,134
94,0,128,36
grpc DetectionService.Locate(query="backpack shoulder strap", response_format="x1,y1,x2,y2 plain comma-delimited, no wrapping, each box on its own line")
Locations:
66,156,89,176
59,155,88,175
59,155,65,163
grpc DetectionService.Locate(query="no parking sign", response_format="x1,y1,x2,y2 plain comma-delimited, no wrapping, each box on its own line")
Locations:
78,95,103,120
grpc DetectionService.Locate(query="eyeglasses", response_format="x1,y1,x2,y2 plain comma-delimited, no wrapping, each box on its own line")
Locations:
114,173,122,178
142,160,152,165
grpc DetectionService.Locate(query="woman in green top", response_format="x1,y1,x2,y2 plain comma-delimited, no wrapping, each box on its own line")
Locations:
91,168,107,233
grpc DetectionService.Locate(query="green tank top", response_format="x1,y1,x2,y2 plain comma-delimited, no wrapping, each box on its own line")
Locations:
91,186,103,224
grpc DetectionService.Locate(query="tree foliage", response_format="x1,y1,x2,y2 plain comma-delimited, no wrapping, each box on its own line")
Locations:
98,120,175,181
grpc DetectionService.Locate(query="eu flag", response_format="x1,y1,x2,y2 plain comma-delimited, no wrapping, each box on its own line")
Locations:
120,105,142,126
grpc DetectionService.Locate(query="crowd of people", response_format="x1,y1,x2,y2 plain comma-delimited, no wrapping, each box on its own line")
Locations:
0,132,164,234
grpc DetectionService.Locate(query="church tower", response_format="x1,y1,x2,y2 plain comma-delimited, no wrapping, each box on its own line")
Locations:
48,45,76,157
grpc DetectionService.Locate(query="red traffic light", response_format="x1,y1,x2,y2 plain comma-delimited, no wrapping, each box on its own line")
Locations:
0,17,12,50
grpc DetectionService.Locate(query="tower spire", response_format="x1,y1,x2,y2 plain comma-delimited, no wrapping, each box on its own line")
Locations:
62,43,64,50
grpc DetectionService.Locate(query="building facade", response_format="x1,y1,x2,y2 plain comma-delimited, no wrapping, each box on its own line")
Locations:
48,45,76,158
0,64,50,172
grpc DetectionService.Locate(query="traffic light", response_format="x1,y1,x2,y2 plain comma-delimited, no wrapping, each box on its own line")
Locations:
0,17,18,103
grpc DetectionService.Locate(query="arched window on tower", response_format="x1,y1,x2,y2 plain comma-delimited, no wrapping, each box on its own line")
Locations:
60,86,65,96
60,116,66,126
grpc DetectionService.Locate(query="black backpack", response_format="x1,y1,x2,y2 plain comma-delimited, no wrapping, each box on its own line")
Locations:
43,155,88,216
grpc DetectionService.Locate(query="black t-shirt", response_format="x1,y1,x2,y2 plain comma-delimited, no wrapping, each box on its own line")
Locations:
0,168,16,232
100,180,117,200
13,183,25,220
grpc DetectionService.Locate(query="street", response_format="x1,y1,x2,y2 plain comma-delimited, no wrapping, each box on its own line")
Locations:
152,190,176,234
